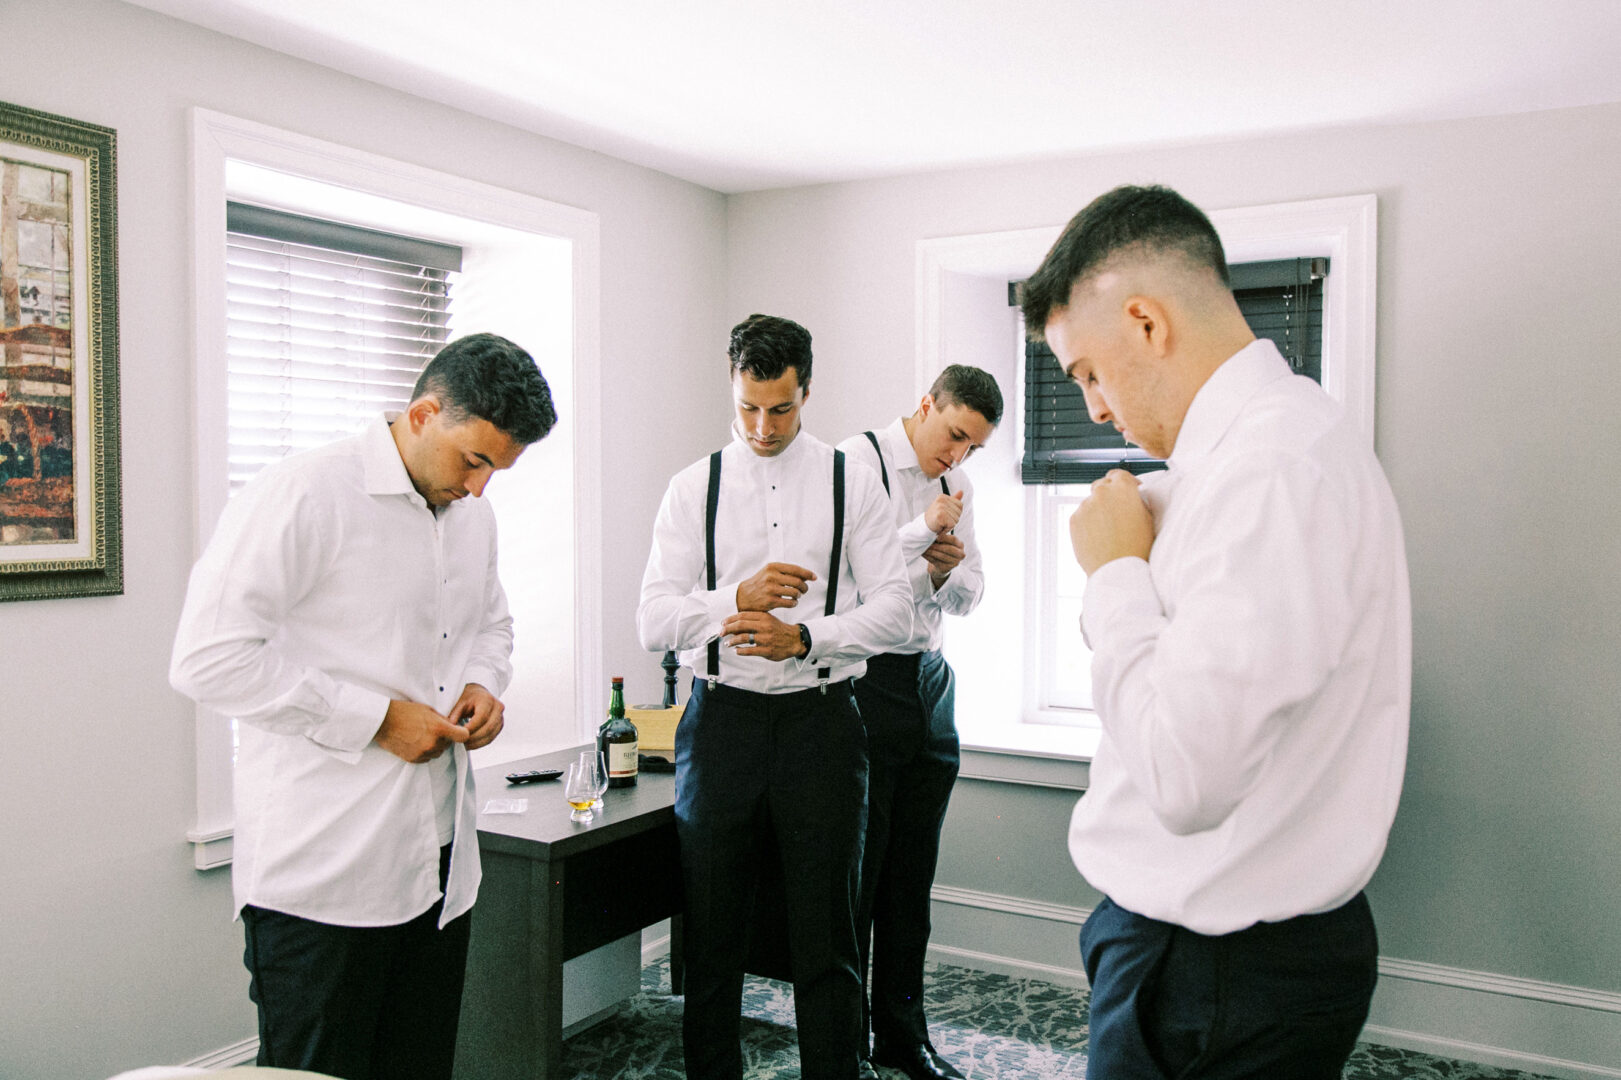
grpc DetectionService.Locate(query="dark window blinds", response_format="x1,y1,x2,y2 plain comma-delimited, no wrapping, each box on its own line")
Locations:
223,203,460,492
1018,257,1327,484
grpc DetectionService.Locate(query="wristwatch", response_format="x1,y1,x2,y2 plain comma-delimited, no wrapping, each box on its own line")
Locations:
796,623,813,660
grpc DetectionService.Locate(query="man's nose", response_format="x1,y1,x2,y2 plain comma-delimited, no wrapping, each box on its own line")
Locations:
465,467,493,498
1081,386,1111,426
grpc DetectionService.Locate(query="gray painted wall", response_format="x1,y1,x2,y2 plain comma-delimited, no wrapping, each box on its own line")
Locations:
0,2,727,1077
724,102,1621,995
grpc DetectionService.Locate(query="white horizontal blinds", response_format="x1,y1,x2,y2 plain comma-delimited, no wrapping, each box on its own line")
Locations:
223,202,461,493
1015,257,1328,484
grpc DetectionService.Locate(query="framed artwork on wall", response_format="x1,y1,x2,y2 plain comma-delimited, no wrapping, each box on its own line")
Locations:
0,100,122,602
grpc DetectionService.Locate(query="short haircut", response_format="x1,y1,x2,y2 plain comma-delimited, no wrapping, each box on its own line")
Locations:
928,364,1004,427
1020,185,1230,341
728,314,813,390
410,332,557,445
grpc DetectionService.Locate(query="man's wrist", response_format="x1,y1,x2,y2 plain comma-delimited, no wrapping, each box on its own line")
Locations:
795,622,812,659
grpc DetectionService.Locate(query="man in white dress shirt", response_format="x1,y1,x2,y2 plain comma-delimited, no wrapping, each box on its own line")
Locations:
638,314,913,1080
836,366,1000,1080
1020,186,1411,1078
170,334,557,1080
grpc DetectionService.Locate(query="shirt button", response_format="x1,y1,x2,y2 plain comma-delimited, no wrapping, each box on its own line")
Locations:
439,685,445,692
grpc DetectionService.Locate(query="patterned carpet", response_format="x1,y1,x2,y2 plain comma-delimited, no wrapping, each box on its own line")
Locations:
559,957,1555,1080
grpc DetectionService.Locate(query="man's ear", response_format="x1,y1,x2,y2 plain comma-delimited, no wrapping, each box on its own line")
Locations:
919,392,935,419
800,379,811,407
406,395,441,432
1124,296,1172,358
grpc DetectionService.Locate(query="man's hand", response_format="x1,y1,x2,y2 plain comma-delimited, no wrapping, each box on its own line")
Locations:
375,700,469,764
721,611,806,661
448,682,505,751
924,491,964,534
1071,469,1155,575
922,532,966,589
736,562,817,613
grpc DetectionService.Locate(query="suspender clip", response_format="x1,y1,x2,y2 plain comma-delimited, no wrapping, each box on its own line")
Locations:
819,677,829,695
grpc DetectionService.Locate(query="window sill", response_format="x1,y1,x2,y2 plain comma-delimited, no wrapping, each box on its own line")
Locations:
958,723,1096,791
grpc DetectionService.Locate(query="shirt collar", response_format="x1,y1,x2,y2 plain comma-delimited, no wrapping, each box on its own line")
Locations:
1168,337,1293,471
363,412,422,500
728,419,813,466
880,416,922,473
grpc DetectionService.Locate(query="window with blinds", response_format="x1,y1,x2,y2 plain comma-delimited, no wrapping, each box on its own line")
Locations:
1017,257,1327,484
224,202,461,492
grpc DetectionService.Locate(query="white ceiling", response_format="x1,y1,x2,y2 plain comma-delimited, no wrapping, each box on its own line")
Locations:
126,0,1621,193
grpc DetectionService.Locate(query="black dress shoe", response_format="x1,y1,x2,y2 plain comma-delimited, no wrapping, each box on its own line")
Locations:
857,1058,882,1080
870,1042,965,1080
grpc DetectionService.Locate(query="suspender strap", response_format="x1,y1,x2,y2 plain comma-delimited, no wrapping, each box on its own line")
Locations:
865,427,950,498
863,430,889,496
819,450,845,689
705,450,722,686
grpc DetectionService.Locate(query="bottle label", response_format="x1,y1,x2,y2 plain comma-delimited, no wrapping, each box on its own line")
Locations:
607,740,638,778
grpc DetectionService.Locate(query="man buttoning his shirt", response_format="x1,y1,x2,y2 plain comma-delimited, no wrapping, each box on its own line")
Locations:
170,333,557,1080
638,314,913,1080
836,365,1001,1080
1021,185,1411,1079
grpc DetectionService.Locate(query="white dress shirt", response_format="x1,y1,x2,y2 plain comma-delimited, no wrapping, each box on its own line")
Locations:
637,425,913,692
837,417,985,653
1069,338,1411,935
171,415,513,928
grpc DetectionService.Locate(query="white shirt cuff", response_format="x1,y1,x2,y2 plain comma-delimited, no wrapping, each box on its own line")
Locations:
1080,556,1155,648
309,682,392,762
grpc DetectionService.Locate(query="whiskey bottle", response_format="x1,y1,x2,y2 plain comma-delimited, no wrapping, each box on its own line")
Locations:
597,676,638,787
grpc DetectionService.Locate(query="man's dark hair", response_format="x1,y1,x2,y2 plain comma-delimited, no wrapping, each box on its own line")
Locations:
928,364,1004,427
728,314,813,390
411,332,557,444
1020,185,1230,341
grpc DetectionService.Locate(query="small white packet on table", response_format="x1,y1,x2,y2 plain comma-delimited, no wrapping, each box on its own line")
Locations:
482,798,529,815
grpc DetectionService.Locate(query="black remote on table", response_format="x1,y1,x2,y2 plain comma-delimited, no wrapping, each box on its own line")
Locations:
505,769,563,785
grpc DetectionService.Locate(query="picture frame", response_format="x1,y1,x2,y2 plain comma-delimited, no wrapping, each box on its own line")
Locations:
0,100,122,601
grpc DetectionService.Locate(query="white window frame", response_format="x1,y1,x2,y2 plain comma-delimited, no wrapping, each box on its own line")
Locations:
184,109,603,868
915,194,1378,772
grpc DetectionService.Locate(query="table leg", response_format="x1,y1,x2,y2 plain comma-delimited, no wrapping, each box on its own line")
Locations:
454,851,566,1080
669,912,685,995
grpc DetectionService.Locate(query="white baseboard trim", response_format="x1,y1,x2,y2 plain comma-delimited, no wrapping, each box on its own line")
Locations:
643,931,672,969
184,1035,257,1068
928,884,1621,1078
1361,1024,1621,1080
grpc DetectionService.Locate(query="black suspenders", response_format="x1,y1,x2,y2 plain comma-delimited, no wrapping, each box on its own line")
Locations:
863,429,950,498
705,451,723,684
704,449,846,692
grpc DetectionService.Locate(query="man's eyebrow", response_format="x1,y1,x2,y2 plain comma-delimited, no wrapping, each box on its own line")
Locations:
470,451,496,467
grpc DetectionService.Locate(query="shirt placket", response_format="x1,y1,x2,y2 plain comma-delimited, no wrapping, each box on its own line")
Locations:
764,461,786,564
430,510,451,708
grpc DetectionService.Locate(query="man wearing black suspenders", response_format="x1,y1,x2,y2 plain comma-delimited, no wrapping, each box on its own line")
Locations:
837,365,1002,1080
638,314,913,1080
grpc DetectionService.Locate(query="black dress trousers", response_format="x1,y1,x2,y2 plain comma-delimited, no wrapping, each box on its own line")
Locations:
1079,892,1379,1080
240,844,472,1080
675,677,870,1080
852,649,960,1052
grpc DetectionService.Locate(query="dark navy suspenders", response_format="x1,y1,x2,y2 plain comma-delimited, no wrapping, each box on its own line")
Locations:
705,449,846,692
863,429,950,498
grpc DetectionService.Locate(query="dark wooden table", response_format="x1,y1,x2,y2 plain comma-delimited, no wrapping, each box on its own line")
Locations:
453,745,683,1080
